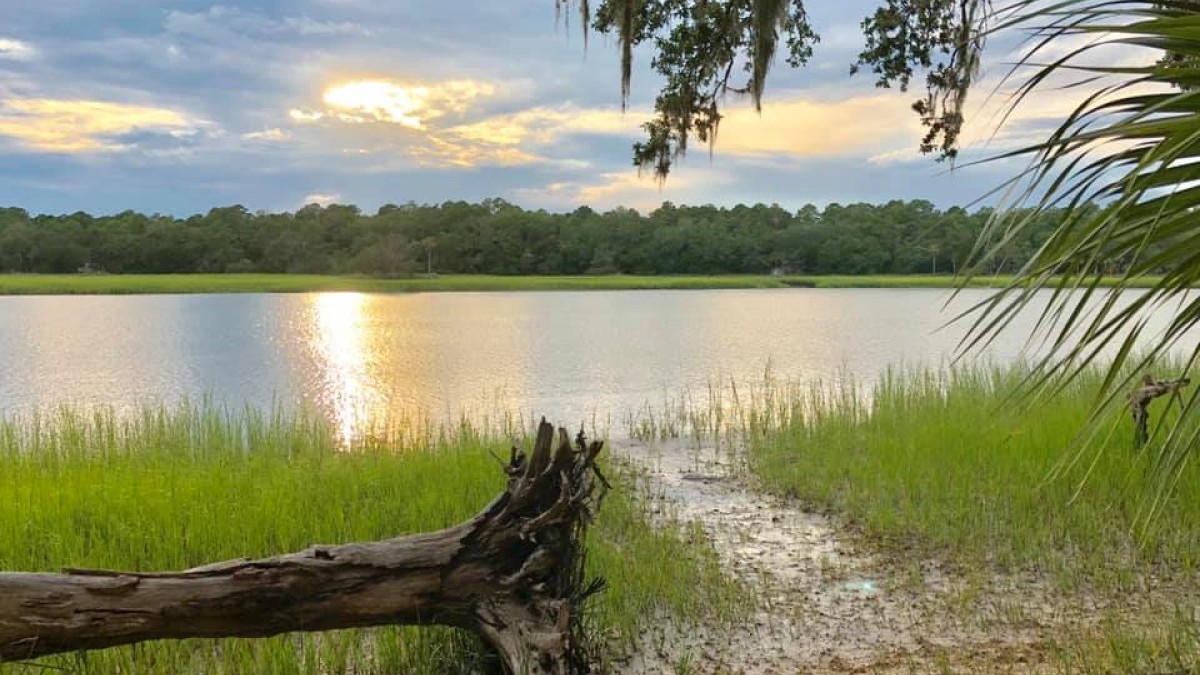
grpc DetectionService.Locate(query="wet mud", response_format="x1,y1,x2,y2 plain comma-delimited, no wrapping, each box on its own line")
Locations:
612,437,1154,675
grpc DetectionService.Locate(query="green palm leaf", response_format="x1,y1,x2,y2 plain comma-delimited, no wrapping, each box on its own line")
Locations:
961,0,1200,515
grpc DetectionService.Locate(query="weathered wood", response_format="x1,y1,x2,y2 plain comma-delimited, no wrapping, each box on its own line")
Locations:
0,419,607,674
1128,374,1191,448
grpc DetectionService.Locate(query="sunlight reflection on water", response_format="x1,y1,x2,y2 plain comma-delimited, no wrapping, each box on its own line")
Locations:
0,288,1193,443
311,293,375,446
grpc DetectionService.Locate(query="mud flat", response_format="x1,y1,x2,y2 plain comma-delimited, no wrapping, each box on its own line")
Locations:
611,437,1178,675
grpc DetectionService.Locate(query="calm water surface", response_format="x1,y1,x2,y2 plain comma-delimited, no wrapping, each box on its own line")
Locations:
0,289,1176,439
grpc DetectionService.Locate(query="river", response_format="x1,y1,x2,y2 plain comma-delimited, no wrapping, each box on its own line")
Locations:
0,288,1180,439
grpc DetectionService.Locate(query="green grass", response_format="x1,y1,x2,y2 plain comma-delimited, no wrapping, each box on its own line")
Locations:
0,273,1166,295
0,404,742,674
1050,610,1200,675
0,273,783,294
622,365,1200,673
746,364,1200,587
784,274,1161,288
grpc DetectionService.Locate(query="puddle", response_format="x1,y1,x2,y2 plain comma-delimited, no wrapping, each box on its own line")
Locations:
836,579,880,597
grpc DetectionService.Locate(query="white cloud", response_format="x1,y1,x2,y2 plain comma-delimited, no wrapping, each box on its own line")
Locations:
304,192,340,207
278,16,373,36
289,109,325,122
0,38,35,61
165,7,372,40
243,128,290,142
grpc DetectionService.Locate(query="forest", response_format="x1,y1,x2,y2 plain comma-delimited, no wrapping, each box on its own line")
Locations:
0,199,1072,277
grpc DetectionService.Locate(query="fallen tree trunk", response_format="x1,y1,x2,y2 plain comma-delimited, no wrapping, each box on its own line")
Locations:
0,419,607,675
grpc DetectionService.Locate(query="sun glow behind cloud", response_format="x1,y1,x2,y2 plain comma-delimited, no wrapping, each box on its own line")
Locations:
291,79,496,130
323,81,429,128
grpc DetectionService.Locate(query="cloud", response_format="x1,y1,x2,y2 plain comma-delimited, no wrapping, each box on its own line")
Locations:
406,134,543,168
304,192,340,207
294,79,497,130
0,0,1033,215
165,6,372,40
242,128,290,142
0,38,35,61
395,105,631,168
284,83,931,172
277,16,373,37
288,78,553,167
857,28,1170,168
0,98,200,152
865,45,1170,167
714,93,920,158
427,92,920,168
449,106,633,146
518,169,737,212
573,172,674,210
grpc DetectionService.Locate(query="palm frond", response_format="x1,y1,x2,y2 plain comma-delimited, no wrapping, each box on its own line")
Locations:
963,0,1200,509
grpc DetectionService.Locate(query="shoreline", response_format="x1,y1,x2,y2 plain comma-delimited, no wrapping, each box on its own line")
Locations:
0,273,1161,295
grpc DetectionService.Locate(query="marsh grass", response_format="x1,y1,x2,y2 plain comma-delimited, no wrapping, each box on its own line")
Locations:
1050,609,1200,675
627,362,1200,585
626,363,1200,671
0,404,743,674
0,273,1164,295
747,364,1200,587
0,273,785,295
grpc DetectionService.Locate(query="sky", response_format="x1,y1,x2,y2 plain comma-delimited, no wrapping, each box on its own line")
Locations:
0,0,1139,216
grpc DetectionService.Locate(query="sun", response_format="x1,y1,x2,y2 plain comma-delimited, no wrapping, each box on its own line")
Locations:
322,80,431,129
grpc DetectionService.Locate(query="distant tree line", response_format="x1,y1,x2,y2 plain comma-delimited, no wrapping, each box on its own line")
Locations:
0,199,1079,277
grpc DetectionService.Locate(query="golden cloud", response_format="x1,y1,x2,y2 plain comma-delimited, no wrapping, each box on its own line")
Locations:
0,98,195,152
406,134,542,168
438,94,921,167
449,107,634,146
289,80,931,169
714,93,920,158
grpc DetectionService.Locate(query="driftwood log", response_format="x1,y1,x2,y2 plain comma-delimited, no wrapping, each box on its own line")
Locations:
1129,374,1191,448
0,419,607,675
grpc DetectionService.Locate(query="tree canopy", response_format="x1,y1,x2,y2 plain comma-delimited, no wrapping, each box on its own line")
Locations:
0,200,1070,278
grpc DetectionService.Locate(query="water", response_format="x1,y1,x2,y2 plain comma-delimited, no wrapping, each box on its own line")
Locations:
0,288,1181,438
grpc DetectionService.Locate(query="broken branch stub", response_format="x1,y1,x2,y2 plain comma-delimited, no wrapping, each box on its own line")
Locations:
0,418,607,675
1128,374,1191,448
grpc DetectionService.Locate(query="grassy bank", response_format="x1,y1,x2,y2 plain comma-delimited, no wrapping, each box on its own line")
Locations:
746,365,1200,586
0,404,742,674
0,273,783,294
0,272,1164,295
